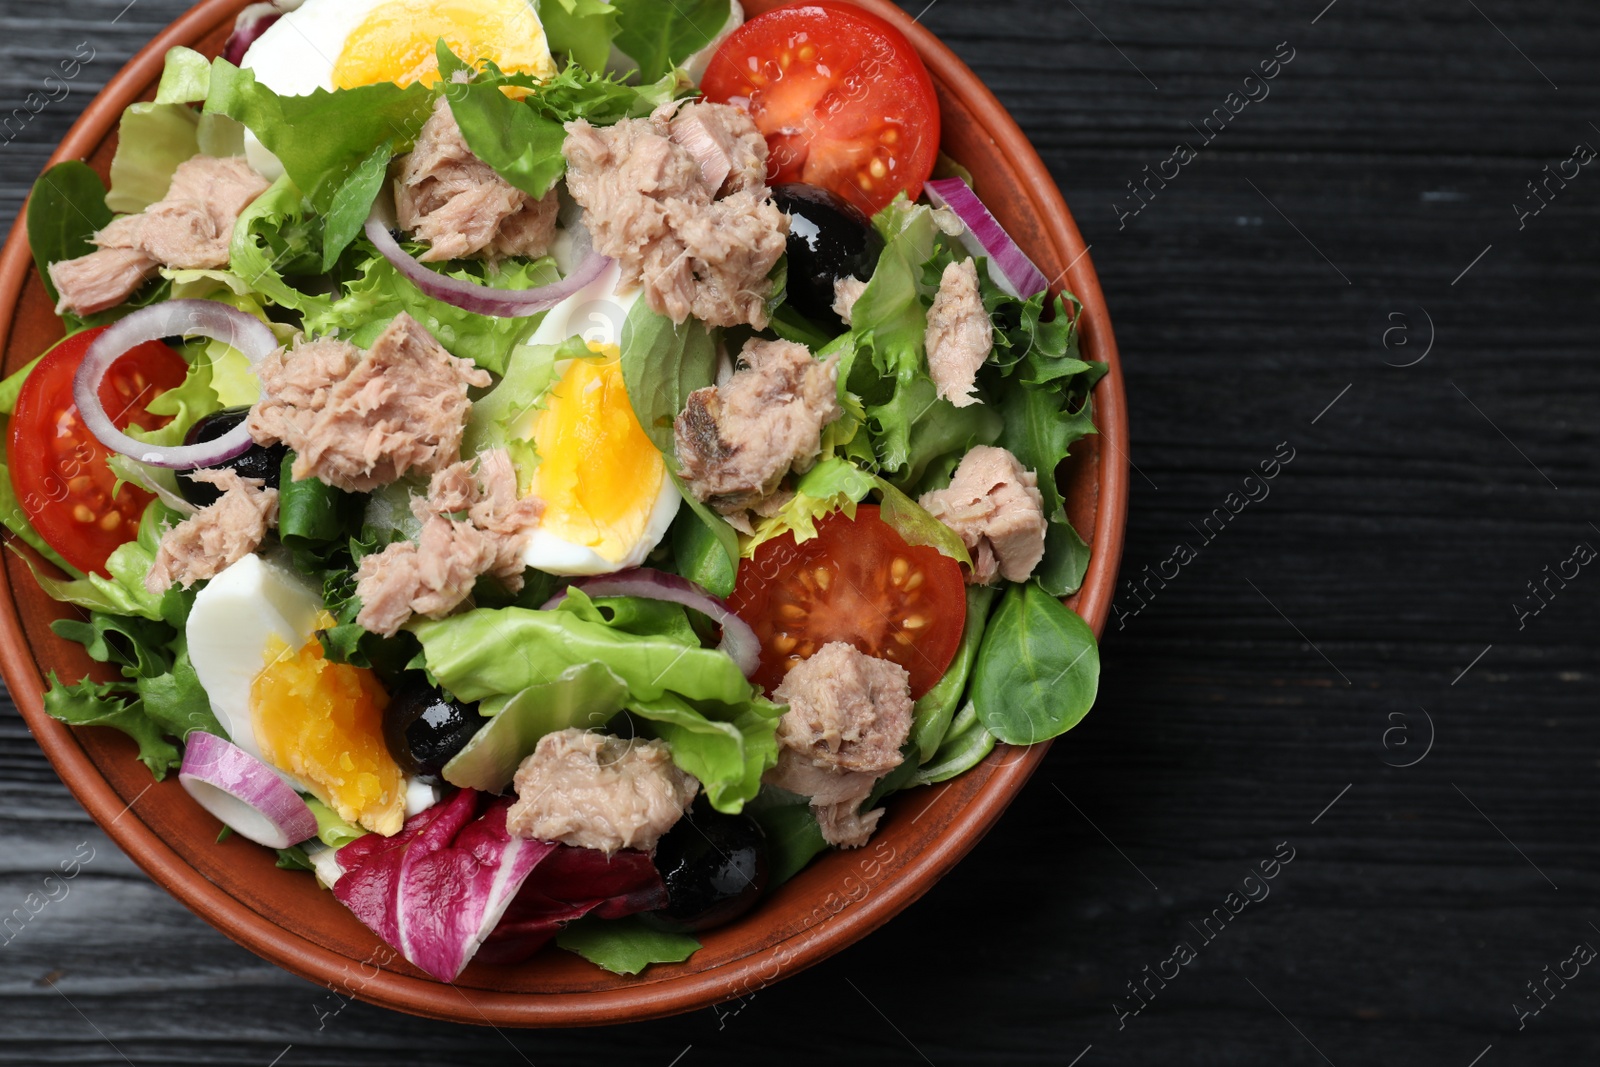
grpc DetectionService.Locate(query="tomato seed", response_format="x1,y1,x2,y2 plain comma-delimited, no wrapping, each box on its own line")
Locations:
903,615,927,630
772,634,797,654
72,505,94,523
903,571,924,591
890,557,909,584
813,567,831,590
98,512,121,532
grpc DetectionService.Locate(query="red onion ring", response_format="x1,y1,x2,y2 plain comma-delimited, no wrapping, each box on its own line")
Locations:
72,299,278,470
925,176,1049,299
543,567,761,678
364,213,612,319
180,731,317,849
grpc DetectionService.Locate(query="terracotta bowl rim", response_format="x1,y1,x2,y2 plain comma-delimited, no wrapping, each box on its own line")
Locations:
0,0,1129,1026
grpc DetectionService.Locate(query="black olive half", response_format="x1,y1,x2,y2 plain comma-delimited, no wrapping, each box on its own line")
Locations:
176,407,289,509
382,676,482,778
643,802,769,933
772,183,884,328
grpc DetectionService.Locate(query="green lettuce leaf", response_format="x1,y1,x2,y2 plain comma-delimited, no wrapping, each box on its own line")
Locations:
204,58,434,213
461,335,583,471
438,44,683,199
228,175,328,311
21,502,180,623
743,456,876,556
443,661,630,791
320,138,394,271
611,0,729,81
555,915,699,974
749,801,828,886
413,590,783,811
873,476,969,566
136,642,225,741
42,674,181,779
302,247,559,374
106,102,200,215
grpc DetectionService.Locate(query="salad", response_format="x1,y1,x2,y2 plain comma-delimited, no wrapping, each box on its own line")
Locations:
9,0,1104,980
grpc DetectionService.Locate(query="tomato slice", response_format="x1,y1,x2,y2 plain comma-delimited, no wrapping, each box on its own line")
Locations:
729,505,965,700
701,0,941,217
9,326,188,576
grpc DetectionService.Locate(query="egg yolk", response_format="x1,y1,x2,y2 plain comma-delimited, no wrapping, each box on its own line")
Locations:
530,345,666,564
252,616,404,836
332,0,557,90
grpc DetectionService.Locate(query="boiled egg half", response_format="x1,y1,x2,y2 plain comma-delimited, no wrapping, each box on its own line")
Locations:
510,261,680,576
187,553,426,836
239,0,557,177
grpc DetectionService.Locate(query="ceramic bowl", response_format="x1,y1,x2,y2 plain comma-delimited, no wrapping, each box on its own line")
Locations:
0,0,1127,1025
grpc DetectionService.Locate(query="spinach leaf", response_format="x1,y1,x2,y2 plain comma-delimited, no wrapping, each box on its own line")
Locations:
619,299,717,455
668,485,740,598
909,584,996,762
538,0,621,73
910,701,996,787
27,162,113,310
320,138,394,271
276,454,354,548
444,79,569,199
969,581,1099,745
611,0,728,81
749,800,829,886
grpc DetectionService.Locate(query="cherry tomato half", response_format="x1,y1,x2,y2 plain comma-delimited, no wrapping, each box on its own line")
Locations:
701,0,941,217
9,326,187,576
730,505,965,700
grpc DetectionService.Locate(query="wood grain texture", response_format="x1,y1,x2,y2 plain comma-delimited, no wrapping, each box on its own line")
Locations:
1,0,1596,1062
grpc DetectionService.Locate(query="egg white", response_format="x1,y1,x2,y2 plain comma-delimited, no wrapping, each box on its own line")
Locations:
187,552,324,768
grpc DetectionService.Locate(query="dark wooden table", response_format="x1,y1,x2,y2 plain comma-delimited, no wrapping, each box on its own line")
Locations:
2,1,1596,1063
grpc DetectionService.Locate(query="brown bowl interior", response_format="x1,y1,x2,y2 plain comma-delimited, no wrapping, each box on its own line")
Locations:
0,0,1128,1026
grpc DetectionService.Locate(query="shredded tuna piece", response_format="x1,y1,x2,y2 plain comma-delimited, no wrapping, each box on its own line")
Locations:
832,276,868,325
675,338,841,517
354,449,542,636
144,470,278,594
764,643,913,849
248,313,490,493
507,729,698,854
665,100,768,197
49,156,269,317
395,96,559,262
562,103,787,329
765,751,884,849
924,258,993,408
919,445,1048,585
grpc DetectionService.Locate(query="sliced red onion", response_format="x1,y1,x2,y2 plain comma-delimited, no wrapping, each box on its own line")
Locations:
364,213,612,318
543,567,761,678
72,299,278,470
924,176,1050,300
223,3,282,65
180,731,317,850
